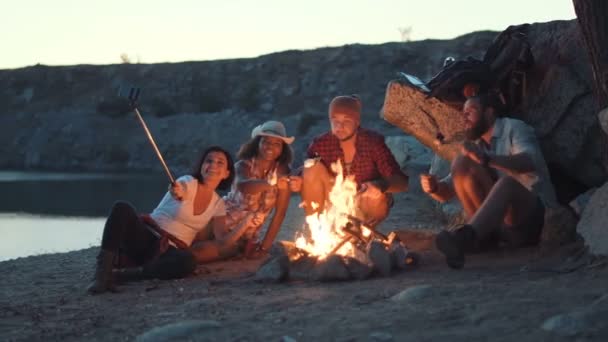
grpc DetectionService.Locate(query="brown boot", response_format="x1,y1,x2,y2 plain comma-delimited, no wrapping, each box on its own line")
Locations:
87,249,117,295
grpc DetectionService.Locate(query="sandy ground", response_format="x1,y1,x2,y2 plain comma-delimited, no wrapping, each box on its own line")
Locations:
2,173,608,341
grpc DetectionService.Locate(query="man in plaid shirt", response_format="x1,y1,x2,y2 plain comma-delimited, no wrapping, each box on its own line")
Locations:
301,95,409,226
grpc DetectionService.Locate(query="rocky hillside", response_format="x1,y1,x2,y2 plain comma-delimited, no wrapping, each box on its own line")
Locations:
383,20,608,203
0,31,496,175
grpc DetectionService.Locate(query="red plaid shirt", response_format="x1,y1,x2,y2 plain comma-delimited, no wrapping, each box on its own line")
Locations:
306,128,404,186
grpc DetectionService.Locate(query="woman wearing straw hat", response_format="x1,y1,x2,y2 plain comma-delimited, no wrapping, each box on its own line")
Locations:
192,120,300,260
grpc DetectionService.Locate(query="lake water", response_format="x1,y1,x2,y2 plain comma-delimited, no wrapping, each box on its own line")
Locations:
0,171,167,261
0,170,425,261
0,213,105,261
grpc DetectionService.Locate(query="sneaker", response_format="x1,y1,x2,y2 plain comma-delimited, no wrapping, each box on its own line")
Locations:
435,224,477,269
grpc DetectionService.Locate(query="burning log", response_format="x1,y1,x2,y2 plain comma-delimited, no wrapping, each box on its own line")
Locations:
270,241,309,261
345,215,389,242
325,220,369,257
327,235,355,257
256,237,420,282
263,157,421,282
341,221,369,244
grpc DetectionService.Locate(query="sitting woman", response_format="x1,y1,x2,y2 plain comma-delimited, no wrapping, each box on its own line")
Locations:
87,146,258,294
207,120,301,260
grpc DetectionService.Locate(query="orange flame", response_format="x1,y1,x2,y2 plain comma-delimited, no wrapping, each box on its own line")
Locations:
295,161,363,259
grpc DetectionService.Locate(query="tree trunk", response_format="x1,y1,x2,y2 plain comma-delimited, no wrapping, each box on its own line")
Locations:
573,0,608,109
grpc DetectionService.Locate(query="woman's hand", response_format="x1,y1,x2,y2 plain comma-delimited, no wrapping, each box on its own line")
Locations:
287,176,302,192
247,247,269,260
169,181,186,200
250,212,264,227
277,176,290,191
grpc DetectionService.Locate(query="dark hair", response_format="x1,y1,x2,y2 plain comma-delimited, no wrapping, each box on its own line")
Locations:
469,91,506,117
190,146,235,191
236,135,293,166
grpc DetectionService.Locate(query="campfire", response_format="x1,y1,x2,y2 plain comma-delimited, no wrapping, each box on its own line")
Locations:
295,161,369,259
256,161,417,282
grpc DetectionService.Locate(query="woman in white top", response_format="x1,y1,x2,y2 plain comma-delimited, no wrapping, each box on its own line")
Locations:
87,146,260,295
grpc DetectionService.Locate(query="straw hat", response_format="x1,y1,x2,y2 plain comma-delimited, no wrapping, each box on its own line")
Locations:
251,120,295,144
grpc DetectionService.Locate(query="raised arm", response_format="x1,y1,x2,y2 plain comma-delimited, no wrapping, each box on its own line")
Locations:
420,173,456,203
234,160,274,194
487,153,535,174
461,121,538,175
488,123,539,174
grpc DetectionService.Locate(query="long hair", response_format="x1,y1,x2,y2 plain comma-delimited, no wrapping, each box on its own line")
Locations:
236,136,293,166
190,146,235,191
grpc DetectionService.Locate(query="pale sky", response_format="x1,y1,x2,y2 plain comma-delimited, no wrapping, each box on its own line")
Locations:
0,0,576,70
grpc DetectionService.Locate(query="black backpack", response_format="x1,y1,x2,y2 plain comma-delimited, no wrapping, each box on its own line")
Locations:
425,24,534,113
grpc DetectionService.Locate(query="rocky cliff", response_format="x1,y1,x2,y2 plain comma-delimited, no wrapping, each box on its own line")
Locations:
0,31,496,175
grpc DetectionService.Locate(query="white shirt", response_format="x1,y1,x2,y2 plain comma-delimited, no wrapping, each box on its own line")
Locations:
150,175,226,246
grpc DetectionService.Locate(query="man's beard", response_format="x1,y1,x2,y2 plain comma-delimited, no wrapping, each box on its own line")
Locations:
338,130,357,142
465,116,489,140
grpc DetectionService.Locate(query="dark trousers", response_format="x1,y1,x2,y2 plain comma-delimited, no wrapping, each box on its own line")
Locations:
101,201,196,279
477,196,545,250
